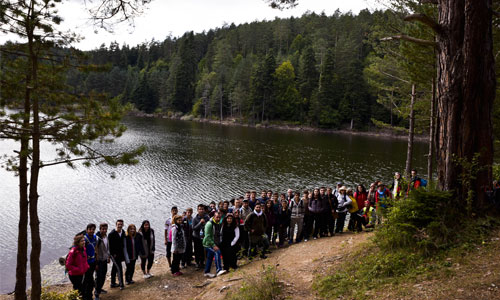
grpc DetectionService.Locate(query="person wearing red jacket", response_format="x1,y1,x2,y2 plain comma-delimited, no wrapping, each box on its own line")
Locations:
66,235,90,296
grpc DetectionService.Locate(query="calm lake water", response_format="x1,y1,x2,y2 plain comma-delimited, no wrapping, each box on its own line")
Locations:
0,117,428,293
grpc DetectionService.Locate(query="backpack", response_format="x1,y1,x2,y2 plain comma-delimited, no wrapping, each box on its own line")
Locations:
420,178,428,187
347,196,358,213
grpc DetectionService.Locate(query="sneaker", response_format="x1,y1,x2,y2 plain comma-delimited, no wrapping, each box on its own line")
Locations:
204,273,216,278
260,255,268,259
110,283,119,288
313,237,317,240
304,239,308,242
119,286,124,290
148,273,154,277
216,270,227,277
129,280,135,284
173,271,183,276
143,274,149,279
288,240,293,245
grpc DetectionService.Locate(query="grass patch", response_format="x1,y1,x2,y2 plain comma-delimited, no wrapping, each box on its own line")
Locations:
225,265,282,300
314,188,500,299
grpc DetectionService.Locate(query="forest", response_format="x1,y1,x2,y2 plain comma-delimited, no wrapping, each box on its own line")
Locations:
63,9,436,131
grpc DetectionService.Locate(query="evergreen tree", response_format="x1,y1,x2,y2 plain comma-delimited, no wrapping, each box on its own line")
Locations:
273,61,301,120
172,32,198,113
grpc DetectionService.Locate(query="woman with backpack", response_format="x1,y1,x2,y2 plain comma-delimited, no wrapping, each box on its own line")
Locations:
335,186,352,233
65,235,90,297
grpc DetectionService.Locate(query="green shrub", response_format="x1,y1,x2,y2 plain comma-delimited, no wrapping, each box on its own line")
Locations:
225,265,282,300
41,289,80,300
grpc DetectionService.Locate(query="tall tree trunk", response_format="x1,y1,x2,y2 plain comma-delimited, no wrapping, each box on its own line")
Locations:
405,84,416,178
436,0,495,208
390,90,394,127
219,85,223,123
27,2,42,297
14,56,32,300
428,78,436,182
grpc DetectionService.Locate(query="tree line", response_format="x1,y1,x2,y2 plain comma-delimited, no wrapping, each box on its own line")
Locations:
68,10,406,130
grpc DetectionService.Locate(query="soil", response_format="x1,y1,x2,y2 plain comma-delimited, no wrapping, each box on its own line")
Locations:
3,230,500,300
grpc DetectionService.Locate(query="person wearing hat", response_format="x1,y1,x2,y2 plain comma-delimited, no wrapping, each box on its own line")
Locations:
334,182,343,198
220,213,240,271
390,172,407,200
335,186,352,233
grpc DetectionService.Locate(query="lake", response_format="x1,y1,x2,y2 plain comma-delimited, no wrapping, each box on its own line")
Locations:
0,117,428,293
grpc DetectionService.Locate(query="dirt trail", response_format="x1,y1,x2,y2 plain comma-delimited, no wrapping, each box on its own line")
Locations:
0,232,371,300
195,232,371,300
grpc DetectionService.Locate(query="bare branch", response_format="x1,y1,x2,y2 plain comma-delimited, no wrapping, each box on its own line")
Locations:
381,35,438,48
39,156,107,168
404,14,441,34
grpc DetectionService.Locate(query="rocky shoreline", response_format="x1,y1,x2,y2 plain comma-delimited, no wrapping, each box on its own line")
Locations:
128,111,429,142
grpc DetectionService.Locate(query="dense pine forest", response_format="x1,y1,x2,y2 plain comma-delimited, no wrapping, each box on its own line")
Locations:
66,10,412,130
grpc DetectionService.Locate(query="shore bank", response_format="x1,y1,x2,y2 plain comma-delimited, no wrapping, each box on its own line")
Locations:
3,229,500,299
128,111,429,142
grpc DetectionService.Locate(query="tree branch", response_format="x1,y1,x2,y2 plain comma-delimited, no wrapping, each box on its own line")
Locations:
404,14,441,34
381,35,438,48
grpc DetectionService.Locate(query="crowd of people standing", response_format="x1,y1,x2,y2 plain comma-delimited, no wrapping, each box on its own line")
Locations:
64,170,428,299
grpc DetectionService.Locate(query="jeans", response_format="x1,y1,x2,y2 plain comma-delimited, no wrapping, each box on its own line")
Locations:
336,212,347,233
289,217,303,242
140,254,154,273
82,262,95,300
69,274,84,296
125,259,136,283
171,252,182,274
94,260,108,295
193,237,205,267
204,247,222,274
111,259,124,287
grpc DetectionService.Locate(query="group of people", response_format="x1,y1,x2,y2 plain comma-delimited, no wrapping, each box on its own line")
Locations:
64,220,155,300
64,169,427,299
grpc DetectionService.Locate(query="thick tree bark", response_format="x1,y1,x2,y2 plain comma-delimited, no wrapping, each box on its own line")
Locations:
405,84,416,178
436,0,495,207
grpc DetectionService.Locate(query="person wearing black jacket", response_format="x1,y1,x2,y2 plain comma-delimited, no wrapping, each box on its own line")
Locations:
124,224,144,285
108,220,128,290
192,204,209,270
277,200,291,246
325,187,338,236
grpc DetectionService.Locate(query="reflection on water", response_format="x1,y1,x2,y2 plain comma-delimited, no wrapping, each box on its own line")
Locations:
0,117,428,293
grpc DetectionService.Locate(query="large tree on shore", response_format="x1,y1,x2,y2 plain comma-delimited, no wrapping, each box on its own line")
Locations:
0,1,145,300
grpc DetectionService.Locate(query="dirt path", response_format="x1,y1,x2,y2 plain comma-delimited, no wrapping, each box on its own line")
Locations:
195,232,371,300
0,231,371,300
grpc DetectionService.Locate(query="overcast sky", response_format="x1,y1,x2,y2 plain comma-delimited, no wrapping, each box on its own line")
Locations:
1,0,384,51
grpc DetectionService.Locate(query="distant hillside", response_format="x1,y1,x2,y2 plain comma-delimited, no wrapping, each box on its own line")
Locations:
67,10,400,130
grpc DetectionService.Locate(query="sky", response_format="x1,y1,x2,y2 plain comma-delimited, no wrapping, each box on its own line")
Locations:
0,0,384,51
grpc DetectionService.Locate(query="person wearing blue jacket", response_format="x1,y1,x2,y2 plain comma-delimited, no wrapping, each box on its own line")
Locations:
83,224,97,300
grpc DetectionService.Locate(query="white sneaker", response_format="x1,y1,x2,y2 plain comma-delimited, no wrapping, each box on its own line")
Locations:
148,273,153,278
216,270,227,277
204,273,215,278
143,274,149,279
